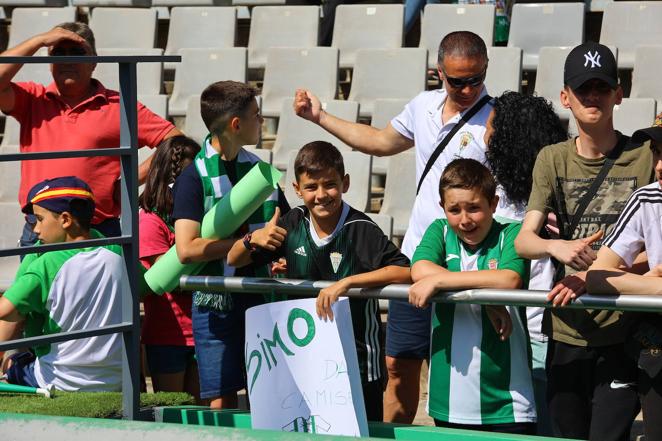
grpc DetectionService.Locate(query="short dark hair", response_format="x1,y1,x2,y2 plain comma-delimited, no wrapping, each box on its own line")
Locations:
437,31,487,66
439,158,496,205
294,141,345,181
55,22,97,55
200,81,257,137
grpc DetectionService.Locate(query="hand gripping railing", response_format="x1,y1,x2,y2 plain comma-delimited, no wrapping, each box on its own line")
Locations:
180,276,662,313
0,54,180,420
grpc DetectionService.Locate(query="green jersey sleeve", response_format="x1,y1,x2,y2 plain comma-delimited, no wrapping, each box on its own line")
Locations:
412,219,447,266
3,271,44,316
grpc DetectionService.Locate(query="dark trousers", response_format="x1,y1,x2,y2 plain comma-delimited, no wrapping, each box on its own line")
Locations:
433,419,537,435
639,348,662,441
546,340,640,441
362,379,384,422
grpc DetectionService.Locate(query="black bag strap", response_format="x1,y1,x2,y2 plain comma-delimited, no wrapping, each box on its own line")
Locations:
566,135,627,237
416,94,492,195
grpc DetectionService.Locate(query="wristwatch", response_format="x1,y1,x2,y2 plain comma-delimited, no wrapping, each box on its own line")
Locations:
242,233,255,251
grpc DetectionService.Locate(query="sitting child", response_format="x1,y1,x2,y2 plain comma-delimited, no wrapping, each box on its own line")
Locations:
0,176,123,391
408,158,536,434
228,141,411,421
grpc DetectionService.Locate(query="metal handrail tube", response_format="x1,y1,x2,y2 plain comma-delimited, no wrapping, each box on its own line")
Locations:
180,276,662,313
0,236,133,258
0,55,181,64
0,147,133,162
0,322,133,352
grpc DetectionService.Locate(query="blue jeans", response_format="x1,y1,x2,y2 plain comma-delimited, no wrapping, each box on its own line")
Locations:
6,351,39,388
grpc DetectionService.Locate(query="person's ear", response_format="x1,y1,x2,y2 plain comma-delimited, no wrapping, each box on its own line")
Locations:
293,181,302,198
615,85,624,105
560,87,571,109
230,116,241,132
491,195,499,213
341,174,350,194
60,211,74,229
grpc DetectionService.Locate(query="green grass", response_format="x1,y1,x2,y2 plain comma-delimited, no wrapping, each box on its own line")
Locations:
0,391,195,418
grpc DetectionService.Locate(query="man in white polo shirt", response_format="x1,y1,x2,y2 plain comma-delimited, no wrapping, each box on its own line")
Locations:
294,31,493,423
587,118,662,441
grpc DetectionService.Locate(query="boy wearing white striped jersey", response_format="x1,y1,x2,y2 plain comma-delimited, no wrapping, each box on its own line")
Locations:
587,121,662,441
228,141,411,421
409,159,536,434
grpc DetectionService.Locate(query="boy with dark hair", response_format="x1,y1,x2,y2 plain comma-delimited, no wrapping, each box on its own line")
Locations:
586,118,662,441
514,42,652,441
228,141,410,421
409,158,536,434
172,81,288,409
0,176,124,391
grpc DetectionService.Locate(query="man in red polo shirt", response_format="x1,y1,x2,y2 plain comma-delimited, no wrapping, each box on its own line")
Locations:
0,22,181,242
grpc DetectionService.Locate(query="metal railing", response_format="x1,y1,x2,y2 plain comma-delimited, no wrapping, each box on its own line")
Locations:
180,276,662,313
0,54,179,420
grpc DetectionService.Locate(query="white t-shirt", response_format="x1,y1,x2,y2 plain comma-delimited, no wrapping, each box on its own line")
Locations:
390,88,493,258
603,181,662,269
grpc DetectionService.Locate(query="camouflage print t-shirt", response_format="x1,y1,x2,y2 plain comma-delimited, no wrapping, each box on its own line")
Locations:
527,134,654,346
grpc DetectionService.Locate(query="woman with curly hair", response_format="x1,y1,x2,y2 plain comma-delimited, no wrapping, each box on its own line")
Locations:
484,91,568,436
138,135,201,399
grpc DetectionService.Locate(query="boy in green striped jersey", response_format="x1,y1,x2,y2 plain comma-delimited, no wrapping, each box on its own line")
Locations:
408,159,536,434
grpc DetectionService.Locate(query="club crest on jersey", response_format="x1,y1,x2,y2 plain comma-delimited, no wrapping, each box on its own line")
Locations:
488,259,498,270
330,252,343,273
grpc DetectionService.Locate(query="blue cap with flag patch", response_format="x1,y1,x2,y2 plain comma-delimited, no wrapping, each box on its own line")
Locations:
22,176,95,222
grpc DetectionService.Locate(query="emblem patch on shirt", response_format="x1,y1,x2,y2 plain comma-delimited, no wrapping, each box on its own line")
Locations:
488,259,498,270
455,131,474,158
330,252,343,273
294,246,307,257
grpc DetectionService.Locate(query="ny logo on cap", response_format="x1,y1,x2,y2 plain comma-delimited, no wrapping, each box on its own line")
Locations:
584,51,602,69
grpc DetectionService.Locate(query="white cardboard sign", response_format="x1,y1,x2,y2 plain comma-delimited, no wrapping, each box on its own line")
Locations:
245,298,368,436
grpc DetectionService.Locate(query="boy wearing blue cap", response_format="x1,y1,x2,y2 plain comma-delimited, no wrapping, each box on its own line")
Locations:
0,176,125,391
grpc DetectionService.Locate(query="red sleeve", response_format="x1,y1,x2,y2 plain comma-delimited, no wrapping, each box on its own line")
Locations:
139,211,174,267
7,82,43,125
136,101,175,148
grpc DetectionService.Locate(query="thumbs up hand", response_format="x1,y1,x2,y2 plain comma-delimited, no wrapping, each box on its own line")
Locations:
549,230,604,271
249,208,288,251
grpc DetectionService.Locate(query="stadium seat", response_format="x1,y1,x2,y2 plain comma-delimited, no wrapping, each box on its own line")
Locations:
154,0,231,5
247,6,319,70
244,146,272,163
0,202,24,291
630,46,662,104
379,149,415,237
0,145,20,203
0,0,66,6
272,99,358,170
485,46,522,95
508,3,584,71
169,48,247,116
283,149,372,211
89,8,157,49
94,48,163,95
534,45,618,120
370,98,408,175
348,48,426,118
600,1,662,69
332,4,404,69
233,0,284,5
419,3,495,68
164,7,236,71
366,212,393,240
139,94,168,119
72,0,150,6
261,47,338,119
568,98,656,137
8,7,76,48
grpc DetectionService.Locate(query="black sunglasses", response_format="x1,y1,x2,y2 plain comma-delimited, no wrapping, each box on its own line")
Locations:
441,68,486,89
50,46,88,57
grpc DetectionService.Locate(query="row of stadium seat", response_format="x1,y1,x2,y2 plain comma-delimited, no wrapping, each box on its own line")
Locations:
4,2,662,71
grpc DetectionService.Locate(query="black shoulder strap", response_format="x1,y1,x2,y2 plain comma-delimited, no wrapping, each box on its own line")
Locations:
416,94,492,195
566,135,627,237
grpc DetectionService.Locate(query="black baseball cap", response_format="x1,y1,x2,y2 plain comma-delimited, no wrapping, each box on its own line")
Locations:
632,112,662,144
564,42,618,90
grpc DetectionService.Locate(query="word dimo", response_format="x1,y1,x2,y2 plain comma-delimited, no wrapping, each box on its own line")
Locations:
246,307,316,393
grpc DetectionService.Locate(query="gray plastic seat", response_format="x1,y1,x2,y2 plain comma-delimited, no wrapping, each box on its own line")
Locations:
89,8,157,49
170,48,247,116
631,46,662,104
272,99,358,170
73,0,150,6
261,47,338,119
0,0,67,6
0,145,20,203
348,48,426,118
94,48,163,95
568,98,656,137
0,202,24,290
283,150,372,211
535,45,618,120
508,3,584,70
154,0,231,5
370,99,408,175
164,7,236,71
419,3,494,68
139,94,168,119
247,6,319,70
366,212,393,240
485,46,522,95
233,0,284,5
8,7,76,48
379,149,415,237
601,1,662,69
332,4,404,69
